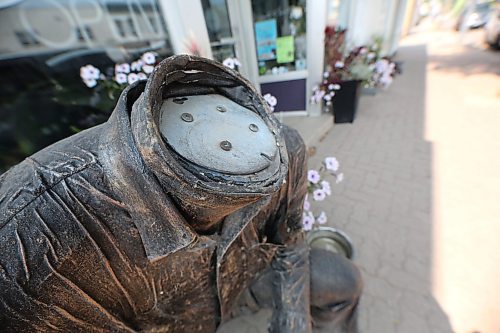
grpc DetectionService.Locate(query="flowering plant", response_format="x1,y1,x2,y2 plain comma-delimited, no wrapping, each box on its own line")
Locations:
222,57,241,71
302,156,344,231
79,52,159,99
373,57,400,88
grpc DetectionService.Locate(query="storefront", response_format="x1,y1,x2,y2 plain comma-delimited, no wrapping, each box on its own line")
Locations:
0,0,408,171
162,0,327,115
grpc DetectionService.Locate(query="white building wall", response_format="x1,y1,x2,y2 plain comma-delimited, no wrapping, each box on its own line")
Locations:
306,0,328,116
159,0,212,58
345,0,408,56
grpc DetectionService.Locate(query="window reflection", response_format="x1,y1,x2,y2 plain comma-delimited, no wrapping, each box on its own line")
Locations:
202,0,236,63
251,0,307,76
0,0,174,172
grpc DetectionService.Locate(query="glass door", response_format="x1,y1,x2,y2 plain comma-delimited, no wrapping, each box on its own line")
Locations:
250,0,308,113
201,0,237,62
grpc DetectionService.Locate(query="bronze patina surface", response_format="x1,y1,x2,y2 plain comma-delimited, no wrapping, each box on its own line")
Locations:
0,55,361,333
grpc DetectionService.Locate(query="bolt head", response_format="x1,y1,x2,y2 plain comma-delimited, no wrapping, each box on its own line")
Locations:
220,140,232,151
249,123,259,132
181,113,193,122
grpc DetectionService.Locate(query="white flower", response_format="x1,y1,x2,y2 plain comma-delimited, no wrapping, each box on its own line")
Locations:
379,73,393,87
367,52,376,60
332,84,341,90
114,73,127,84
131,60,144,71
375,59,389,74
325,157,339,171
83,78,97,88
142,65,154,74
141,52,156,65
335,61,344,68
263,93,277,107
323,71,329,78
323,94,332,102
360,47,368,55
127,73,139,84
115,63,130,74
302,213,315,231
223,57,235,69
137,72,147,80
321,180,331,195
312,85,319,91
336,172,344,184
313,189,326,201
328,84,335,90
317,211,327,225
80,64,100,80
307,170,320,184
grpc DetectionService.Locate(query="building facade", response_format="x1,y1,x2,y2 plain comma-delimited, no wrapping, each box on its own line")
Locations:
0,0,410,171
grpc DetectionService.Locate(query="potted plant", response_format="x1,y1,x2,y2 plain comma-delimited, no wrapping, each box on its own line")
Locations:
302,156,354,259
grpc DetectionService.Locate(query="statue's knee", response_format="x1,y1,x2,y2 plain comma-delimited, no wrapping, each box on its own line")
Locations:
309,248,363,324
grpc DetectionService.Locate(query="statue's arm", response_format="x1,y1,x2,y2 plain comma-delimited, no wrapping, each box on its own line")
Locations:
269,125,312,333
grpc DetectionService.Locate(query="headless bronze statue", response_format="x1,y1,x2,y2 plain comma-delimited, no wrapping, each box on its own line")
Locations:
0,55,361,332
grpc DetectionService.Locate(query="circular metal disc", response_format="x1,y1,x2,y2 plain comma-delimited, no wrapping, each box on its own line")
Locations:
159,95,279,175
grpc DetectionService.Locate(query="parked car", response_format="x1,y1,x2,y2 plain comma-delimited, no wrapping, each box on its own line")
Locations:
485,2,500,48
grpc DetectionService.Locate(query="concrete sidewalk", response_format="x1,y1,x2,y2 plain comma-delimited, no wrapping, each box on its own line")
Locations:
309,42,451,332
219,30,500,333
310,30,500,333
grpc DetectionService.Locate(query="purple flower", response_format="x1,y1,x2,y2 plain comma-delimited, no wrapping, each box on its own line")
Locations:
131,60,144,71
307,170,320,184
317,211,327,225
263,93,277,107
142,52,156,65
114,73,127,84
82,78,97,88
320,180,331,195
223,57,241,70
313,189,326,201
302,213,315,231
223,57,235,69
127,73,139,84
142,65,154,74
80,64,100,81
325,157,339,171
115,63,130,74
303,198,310,210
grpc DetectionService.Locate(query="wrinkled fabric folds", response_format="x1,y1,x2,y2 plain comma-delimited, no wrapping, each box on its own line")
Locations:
0,55,310,332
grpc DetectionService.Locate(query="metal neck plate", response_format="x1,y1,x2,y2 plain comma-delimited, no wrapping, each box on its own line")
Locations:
159,94,279,176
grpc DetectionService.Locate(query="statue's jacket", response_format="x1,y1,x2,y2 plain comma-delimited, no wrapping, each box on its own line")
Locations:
0,56,309,332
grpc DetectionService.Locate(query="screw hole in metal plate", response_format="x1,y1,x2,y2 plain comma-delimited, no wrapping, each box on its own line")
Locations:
173,97,189,104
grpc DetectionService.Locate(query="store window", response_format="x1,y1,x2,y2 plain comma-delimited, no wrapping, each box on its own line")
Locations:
201,0,236,62
0,0,174,172
251,0,307,76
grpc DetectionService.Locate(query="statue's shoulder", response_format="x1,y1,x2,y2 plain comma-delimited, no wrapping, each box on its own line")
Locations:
0,124,106,228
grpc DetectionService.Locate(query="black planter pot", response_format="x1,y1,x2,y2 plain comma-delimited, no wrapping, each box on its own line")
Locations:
333,80,362,123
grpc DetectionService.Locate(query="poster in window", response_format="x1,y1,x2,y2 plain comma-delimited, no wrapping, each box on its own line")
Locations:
255,19,277,61
276,35,294,64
